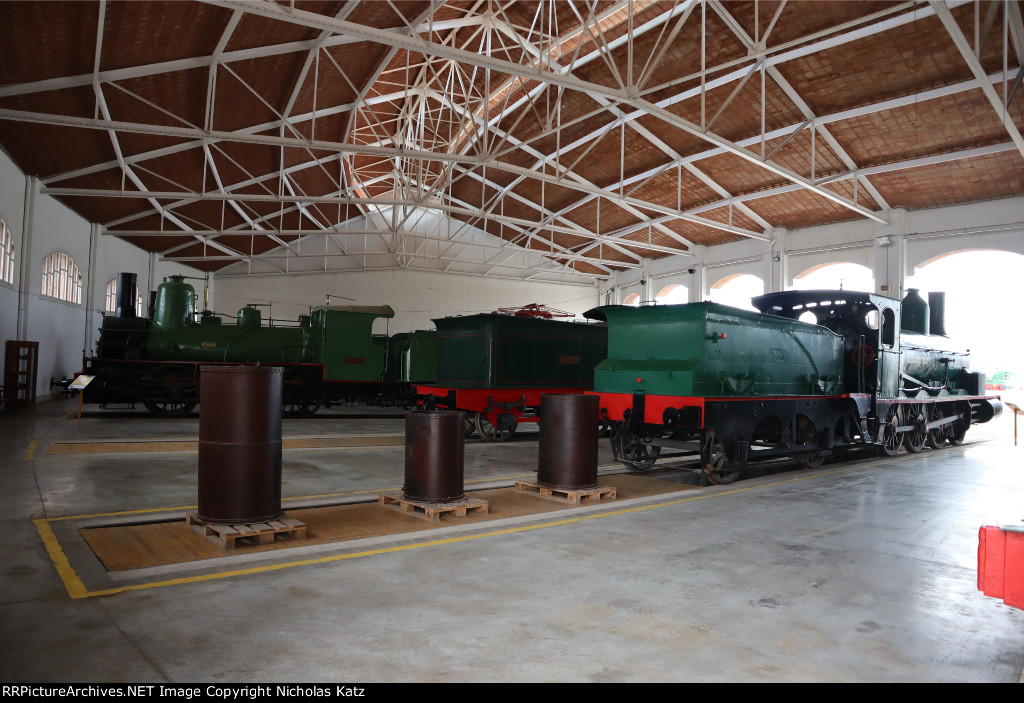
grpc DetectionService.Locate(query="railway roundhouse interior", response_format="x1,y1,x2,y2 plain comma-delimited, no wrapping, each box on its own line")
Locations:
0,0,1022,684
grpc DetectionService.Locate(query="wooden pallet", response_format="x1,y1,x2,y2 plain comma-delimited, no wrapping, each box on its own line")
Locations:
514,481,617,504
186,512,307,550
378,492,489,523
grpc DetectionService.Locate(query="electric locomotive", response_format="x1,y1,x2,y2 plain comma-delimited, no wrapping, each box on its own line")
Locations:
587,289,1002,484
82,273,433,417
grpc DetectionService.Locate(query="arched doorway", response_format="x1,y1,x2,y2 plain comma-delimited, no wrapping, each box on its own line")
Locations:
708,274,763,311
655,283,688,304
907,250,1024,399
792,262,874,293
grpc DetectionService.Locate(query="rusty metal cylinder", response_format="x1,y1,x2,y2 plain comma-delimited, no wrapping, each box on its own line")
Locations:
537,393,600,490
403,410,466,503
197,365,283,524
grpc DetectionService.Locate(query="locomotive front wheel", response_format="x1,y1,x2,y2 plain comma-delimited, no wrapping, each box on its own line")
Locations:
475,412,516,442
703,430,740,485
949,404,969,446
143,401,196,418
462,413,477,438
615,430,660,472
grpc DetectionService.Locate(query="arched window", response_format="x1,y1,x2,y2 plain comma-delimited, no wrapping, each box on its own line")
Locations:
622,293,640,307
105,277,144,316
104,278,118,312
0,218,14,285
41,252,82,304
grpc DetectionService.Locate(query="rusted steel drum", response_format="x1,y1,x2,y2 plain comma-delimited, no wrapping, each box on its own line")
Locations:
404,410,466,503
197,365,284,524
537,393,600,490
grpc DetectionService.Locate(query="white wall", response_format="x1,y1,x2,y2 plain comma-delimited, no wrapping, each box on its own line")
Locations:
213,268,600,333
0,147,204,400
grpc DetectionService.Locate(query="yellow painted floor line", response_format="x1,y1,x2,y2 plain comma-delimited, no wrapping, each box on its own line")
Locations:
24,440,38,462
39,463,860,600
45,435,407,456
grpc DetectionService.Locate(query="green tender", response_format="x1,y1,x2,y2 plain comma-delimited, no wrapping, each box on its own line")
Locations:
593,303,844,397
433,313,607,389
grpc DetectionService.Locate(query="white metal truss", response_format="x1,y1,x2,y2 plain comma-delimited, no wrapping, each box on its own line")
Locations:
1,0,1020,281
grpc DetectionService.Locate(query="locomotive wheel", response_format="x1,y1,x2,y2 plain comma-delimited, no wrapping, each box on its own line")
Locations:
949,404,969,446
880,406,903,457
926,405,951,448
904,403,927,453
144,364,196,418
462,413,477,438
703,430,740,485
615,430,660,472
143,401,196,418
282,370,322,418
795,417,825,470
475,412,516,442
282,394,322,419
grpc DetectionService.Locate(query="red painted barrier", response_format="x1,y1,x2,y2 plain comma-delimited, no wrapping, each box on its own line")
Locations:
978,526,1024,610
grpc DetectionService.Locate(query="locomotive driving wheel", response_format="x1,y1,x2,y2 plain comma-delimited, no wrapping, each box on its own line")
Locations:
615,428,660,472
475,411,517,442
703,429,740,485
949,403,969,446
926,404,952,448
880,405,903,457
143,400,197,418
143,365,196,418
904,403,928,453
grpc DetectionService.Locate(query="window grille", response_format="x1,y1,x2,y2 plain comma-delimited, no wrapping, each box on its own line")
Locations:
40,251,82,304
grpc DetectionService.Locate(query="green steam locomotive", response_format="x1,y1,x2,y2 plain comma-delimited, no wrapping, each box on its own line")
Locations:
587,289,1002,484
82,274,435,417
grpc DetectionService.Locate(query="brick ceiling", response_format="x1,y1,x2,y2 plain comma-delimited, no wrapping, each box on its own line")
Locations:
0,0,1022,281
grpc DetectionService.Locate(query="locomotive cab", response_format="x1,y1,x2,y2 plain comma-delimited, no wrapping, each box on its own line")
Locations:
752,290,901,398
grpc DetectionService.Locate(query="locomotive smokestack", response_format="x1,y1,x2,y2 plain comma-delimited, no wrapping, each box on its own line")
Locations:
115,272,138,319
928,292,947,336
901,288,929,335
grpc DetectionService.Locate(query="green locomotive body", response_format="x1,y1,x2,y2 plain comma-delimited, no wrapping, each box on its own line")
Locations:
593,302,843,398
387,330,438,384
415,311,608,441
83,275,418,416
589,289,1000,483
433,313,608,389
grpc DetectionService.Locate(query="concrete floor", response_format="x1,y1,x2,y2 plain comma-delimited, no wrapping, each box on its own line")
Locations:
1,396,1022,683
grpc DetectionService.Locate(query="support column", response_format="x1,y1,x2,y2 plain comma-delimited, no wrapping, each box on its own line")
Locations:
691,244,707,302
16,176,37,341
768,227,788,293
82,223,99,356
875,208,905,296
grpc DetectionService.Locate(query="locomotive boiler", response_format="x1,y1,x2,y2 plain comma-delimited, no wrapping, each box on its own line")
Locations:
588,288,1001,484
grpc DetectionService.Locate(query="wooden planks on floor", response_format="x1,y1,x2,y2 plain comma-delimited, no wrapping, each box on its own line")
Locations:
79,474,695,571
